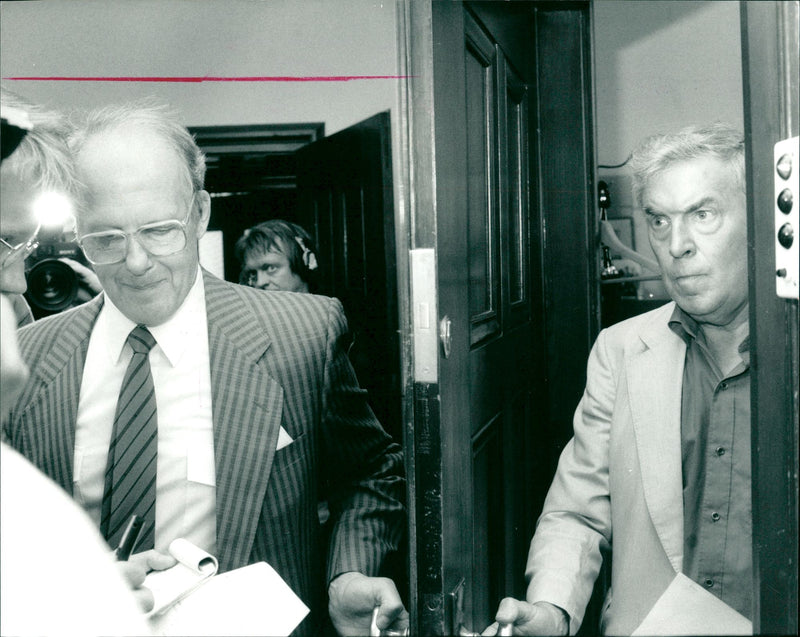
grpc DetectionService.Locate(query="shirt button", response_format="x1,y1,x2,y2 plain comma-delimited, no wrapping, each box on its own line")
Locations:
720,381,729,390
715,447,726,456
704,578,714,588
711,512,721,522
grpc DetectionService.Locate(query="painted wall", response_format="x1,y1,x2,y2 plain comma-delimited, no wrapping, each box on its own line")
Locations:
0,0,399,135
593,0,744,297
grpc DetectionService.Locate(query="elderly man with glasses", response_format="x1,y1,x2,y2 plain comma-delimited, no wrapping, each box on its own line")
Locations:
5,99,407,637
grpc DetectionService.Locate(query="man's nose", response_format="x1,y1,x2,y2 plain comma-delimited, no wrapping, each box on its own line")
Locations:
668,218,695,259
124,236,152,273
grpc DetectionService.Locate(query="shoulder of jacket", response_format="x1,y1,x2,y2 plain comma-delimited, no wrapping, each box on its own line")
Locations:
597,301,676,349
17,306,79,347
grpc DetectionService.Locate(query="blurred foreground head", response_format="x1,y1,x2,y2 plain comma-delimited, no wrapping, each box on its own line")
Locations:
1,89,76,294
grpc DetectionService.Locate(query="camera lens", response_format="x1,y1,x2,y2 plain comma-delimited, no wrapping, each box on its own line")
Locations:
25,259,78,313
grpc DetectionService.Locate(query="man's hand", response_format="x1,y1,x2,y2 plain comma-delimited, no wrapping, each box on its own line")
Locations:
483,599,569,636
117,549,177,612
328,571,408,636
59,258,103,297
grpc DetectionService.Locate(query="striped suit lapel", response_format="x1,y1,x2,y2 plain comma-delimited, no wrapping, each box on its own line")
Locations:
20,296,103,492
203,271,284,572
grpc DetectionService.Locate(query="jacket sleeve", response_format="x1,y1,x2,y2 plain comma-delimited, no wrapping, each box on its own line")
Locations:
526,327,617,634
317,297,406,584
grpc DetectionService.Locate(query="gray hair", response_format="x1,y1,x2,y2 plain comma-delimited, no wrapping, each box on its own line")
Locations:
68,97,206,195
629,122,745,208
0,87,76,199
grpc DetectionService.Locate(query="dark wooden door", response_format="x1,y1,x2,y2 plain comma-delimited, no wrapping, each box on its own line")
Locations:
294,112,402,444
404,3,596,634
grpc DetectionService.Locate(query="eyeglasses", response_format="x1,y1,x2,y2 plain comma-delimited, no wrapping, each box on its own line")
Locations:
78,196,196,265
0,222,41,270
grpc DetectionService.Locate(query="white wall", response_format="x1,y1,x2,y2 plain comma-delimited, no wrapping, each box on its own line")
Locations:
594,0,743,172
593,0,744,297
0,0,399,135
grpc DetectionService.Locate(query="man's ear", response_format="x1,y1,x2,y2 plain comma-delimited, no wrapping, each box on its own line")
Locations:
194,190,212,239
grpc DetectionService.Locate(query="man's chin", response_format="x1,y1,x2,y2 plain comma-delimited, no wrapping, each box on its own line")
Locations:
113,299,173,327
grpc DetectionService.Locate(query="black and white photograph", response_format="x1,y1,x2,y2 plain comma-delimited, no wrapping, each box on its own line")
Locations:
1,1,797,635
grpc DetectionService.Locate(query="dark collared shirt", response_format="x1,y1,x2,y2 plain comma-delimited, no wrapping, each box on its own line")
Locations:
669,306,752,620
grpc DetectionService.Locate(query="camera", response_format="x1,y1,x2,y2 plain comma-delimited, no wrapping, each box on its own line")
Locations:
24,229,87,319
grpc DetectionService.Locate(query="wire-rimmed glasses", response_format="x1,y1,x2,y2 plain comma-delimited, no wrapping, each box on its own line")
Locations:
78,196,196,266
0,222,41,270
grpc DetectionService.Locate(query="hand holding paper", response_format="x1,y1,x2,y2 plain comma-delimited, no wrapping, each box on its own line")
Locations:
142,539,309,636
119,549,177,612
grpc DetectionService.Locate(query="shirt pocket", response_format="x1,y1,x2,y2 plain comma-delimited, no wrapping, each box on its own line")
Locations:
186,439,216,486
72,447,106,509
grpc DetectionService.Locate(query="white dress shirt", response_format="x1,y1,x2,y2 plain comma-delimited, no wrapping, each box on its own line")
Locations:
74,268,216,554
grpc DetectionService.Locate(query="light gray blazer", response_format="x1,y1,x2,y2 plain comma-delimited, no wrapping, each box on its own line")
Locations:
527,302,687,635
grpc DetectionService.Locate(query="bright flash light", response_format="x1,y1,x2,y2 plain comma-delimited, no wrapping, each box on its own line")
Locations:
32,191,74,230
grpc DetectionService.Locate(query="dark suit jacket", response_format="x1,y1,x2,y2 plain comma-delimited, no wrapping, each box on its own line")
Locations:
5,269,405,635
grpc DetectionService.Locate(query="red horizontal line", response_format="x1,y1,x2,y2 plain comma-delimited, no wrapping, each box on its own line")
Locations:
3,75,411,83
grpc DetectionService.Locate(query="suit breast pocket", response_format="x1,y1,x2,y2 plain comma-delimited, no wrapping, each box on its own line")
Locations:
271,432,310,477
265,432,313,517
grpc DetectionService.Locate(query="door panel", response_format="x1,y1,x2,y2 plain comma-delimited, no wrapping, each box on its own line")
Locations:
433,4,537,633
405,2,595,634
295,112,402,446
465,17,501,342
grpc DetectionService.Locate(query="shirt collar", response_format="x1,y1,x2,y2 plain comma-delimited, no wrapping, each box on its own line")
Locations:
99,267,206,367
668,304,750,367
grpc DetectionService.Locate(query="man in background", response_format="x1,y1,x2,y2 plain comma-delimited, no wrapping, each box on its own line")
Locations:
490,123,752,635
6,98,407,636
236,218,320,293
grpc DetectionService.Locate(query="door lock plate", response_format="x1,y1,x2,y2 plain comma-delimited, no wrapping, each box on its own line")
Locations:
775,136,799,299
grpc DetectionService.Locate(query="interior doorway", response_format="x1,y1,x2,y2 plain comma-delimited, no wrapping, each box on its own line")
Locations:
190,114,402,445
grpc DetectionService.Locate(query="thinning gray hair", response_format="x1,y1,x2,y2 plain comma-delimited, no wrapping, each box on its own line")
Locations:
629,122,745,208
68,97,206,196
1,87,76,199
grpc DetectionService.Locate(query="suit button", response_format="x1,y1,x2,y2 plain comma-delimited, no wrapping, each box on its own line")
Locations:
715,447,726,456
711,512,721,522
704,578,714,588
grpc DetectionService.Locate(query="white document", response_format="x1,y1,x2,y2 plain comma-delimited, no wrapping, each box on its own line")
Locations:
632,573,752,636
145,538,218,617
148,560,309,637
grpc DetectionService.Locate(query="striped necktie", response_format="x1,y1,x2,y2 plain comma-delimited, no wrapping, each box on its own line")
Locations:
100,325,158,550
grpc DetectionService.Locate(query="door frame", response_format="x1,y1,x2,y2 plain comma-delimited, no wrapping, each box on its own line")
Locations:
740,1,799,634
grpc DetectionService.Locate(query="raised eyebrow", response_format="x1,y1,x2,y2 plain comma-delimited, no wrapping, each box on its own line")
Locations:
644,197,717,217
683,196,717,213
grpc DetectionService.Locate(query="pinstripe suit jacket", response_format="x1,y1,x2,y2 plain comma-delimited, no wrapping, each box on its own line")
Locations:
5,269,405,635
